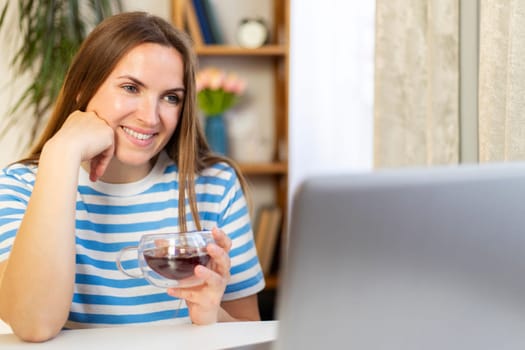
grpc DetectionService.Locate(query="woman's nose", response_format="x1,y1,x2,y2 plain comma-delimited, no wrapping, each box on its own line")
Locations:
138,96,160,125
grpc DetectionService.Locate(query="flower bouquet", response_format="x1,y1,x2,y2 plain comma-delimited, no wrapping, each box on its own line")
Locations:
196,67,246,155
196,67,246,116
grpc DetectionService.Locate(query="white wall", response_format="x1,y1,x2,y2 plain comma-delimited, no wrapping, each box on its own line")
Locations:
289,0,375,199
0,0,35,166
120,0,170,17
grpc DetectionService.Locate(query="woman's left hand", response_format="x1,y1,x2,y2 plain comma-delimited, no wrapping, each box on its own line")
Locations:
167,227,232,324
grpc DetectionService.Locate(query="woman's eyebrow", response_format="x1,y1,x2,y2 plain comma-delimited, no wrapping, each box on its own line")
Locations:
117,75,185,92
117,75,146,87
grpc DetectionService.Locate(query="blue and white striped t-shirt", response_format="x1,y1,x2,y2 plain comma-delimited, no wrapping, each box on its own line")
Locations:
0,151,265,328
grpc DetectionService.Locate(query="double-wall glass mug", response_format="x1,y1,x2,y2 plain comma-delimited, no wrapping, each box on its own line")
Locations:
116,230,214,288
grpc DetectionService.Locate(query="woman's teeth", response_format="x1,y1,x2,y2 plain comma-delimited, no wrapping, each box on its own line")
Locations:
122,126,154,140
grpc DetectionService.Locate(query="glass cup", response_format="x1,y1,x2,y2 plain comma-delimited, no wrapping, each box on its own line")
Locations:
116,230,214,288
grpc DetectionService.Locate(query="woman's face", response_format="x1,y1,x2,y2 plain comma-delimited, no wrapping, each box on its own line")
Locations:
86,42,185,173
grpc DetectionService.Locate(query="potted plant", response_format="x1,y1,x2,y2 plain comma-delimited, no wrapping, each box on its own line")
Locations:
0,0,121,145
196,66,246,156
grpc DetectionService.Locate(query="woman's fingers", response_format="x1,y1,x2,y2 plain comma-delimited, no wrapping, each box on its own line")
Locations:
211,227,232,253
167,284,214,307
89,143,115,181
206,243,231,277
56,110,115,171
167,268,222,308
194,264,225,289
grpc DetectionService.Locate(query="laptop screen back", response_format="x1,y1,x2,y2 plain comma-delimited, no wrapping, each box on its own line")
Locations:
275,164,525,349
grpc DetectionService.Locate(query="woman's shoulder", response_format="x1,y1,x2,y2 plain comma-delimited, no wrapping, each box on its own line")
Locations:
200,161,238,182
1,162,38,185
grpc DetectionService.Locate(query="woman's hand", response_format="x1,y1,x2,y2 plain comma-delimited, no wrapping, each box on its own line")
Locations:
48,110,115,181
167,227,232,324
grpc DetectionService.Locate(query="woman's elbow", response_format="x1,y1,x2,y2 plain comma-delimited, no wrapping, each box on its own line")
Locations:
8,313,64,343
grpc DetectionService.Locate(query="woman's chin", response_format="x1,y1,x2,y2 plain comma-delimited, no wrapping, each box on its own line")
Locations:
114,152,156,168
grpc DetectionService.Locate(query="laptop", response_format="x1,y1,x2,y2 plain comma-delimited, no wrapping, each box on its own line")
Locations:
273,163,525,349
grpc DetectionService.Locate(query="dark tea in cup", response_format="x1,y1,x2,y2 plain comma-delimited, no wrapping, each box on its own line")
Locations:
116,230,214,288
143,247,211,280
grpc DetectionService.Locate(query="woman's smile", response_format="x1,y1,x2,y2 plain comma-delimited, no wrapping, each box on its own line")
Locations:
121,126,156,141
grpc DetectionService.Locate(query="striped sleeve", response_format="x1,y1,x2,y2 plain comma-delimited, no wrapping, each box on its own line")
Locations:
215,165,265,301
0,164,35,262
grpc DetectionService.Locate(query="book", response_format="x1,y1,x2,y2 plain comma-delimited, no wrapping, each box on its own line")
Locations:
192,0,215,44
202,0,223,44
254,206,282,276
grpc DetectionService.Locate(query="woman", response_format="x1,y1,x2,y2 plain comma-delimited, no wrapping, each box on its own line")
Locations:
0,12,264,342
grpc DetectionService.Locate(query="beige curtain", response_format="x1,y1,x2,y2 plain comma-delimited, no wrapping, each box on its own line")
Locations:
374,0,459,168
479,0,525,161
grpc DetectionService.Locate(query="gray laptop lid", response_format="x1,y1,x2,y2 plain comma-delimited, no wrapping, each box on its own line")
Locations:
275,164,525,349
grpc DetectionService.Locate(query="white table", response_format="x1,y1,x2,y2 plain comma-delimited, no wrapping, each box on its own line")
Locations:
0,319,10,335
0,321,278,349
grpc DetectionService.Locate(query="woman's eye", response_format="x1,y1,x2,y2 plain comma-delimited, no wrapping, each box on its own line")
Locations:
122,84,138,93
164,94,181,105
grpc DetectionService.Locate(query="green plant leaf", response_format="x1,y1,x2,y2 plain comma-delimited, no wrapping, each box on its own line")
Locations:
197,89,240,116
0,3,9,27
0,0,121,145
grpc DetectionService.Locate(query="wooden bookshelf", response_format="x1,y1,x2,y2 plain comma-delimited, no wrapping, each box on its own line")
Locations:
171,0,289,319
195,45,288,56
265,274,279,290
239,162,287,175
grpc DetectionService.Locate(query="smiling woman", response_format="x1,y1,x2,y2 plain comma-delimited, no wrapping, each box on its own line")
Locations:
0,11,264,342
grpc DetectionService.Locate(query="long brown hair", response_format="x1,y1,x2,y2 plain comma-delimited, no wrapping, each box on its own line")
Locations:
22,11,249,231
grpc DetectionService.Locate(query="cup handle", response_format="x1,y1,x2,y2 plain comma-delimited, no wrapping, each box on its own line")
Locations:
116,246,144,279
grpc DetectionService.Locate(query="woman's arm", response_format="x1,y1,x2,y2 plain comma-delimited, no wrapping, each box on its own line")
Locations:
0,111,114,342
220,294,261,322
0,141,81,342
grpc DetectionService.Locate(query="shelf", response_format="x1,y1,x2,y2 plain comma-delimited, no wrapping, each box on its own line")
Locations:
173,0,289,317
264,274,279,290
239,162,288,175
195,45,288,56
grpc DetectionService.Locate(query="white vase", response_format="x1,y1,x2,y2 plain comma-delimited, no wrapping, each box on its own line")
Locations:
226,111,274,163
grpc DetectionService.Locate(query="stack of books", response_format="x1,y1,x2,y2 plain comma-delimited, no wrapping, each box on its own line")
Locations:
254,206,283,277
